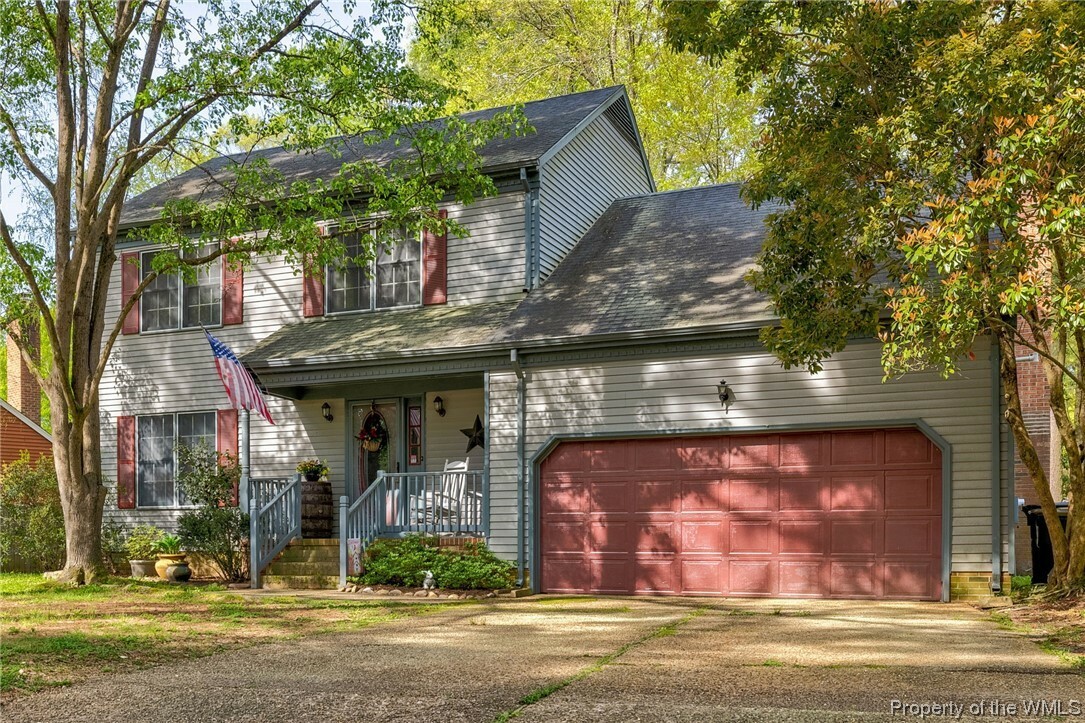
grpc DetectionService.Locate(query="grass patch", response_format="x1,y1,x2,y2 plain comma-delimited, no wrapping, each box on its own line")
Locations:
0,573,443,701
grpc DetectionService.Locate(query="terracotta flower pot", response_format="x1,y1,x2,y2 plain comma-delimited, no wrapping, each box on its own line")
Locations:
155,553,187,580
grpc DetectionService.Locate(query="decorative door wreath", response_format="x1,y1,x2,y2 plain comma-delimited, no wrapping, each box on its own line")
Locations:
357,409,389,453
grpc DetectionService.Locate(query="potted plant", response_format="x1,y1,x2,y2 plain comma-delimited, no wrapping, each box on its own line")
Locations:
125,525,164,578
153,534,187,580
296,459,329,482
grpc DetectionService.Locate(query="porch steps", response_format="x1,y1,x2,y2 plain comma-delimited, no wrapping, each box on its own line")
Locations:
262,538,339,590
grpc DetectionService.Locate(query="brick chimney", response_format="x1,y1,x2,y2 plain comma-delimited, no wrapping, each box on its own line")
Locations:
6,318,41,424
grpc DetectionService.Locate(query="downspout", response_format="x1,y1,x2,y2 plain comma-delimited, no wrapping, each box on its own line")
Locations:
520,168,534,291
991,340,1003,594
511,349,527,588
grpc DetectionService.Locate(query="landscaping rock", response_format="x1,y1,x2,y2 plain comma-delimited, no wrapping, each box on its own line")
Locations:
414,590,428,597
388,589,403,596
362,587,374,594
427,591,438,598
485,592,497,598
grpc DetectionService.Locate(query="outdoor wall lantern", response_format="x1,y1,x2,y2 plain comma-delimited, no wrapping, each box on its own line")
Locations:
433,395,446,417
321,402,334,422
716,380,733,406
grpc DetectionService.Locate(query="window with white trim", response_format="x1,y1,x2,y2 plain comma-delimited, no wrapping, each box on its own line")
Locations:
140,245,221,332
136,411,216,507
326,228,421,314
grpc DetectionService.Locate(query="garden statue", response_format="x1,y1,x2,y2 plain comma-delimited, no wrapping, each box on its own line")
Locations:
422,570,436,590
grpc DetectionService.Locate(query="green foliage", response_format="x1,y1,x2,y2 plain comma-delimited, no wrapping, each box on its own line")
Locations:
154,535,183,555
175,444,248,581
100,519,127,575
665,0,1085,588
0,452,64,572
410,0,761,189
360,535,515,590
124,525,164,561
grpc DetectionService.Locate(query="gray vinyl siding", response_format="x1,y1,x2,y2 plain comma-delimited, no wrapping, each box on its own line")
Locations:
536,113,652,283
446,193,526,305
486,337,1000,574
423,389,485,472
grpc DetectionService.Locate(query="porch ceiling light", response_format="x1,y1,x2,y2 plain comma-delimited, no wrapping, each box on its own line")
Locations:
321,402,334,422
433,395,446,417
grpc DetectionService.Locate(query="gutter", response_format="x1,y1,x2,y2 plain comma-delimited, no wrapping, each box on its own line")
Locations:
991,340,1003,594
511,349,527,588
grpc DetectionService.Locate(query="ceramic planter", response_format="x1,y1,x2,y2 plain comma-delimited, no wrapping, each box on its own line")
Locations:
129,559,157,579
166,561,192,583
155,553,187,580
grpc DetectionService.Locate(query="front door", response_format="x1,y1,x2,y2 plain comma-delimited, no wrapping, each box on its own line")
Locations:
351,401,401,497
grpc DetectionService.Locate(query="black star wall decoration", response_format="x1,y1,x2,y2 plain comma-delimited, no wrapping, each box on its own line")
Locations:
461,415,485,453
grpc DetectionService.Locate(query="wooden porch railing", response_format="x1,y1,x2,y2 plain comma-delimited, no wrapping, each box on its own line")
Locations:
249,474,302,589
339,470,485,587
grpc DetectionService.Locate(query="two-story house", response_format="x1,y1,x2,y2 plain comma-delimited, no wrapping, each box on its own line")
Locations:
102,87,1012,601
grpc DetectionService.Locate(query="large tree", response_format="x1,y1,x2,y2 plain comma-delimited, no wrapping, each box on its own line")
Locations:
410,0,760,189
0,0,521,583
665,1,1085,591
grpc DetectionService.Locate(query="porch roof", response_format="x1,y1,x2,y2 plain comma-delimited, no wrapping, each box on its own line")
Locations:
242,300,519,370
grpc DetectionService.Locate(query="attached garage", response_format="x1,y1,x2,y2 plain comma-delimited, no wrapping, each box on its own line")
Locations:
539,428,943,601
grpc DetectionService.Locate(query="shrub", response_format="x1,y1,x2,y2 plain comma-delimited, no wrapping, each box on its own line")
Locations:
101,519,127,574
125,525,164,560
155,534,183,555
176,444,248,581
0,453,65,572
360,535,515,590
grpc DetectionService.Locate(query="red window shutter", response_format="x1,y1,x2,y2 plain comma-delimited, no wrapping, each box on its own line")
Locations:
120,252,141,335
303,224,325,317
222,238,244,325
116,415,136,509
217,408,240,506
422,209,448,305
217,408,240,503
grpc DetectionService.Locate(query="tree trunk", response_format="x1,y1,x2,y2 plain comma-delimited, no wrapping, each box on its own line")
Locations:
995,330,1077,590
47,391,107,584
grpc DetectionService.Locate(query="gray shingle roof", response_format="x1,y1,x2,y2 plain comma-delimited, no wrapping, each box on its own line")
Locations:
121,87,624,227
243,300,519,368
493,184,777,343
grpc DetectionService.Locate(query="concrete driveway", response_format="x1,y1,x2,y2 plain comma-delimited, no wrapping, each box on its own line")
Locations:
3,597,1080,722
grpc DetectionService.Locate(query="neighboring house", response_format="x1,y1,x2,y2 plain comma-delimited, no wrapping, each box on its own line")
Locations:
101,86,1012,601
2,330,51,467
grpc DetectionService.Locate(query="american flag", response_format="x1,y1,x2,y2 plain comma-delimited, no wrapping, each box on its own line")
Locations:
204,330,275,425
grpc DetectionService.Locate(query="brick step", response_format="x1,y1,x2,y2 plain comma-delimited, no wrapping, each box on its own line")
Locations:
288,538,339,546
261,574,340,590
274,548,340,563
265,561,339,577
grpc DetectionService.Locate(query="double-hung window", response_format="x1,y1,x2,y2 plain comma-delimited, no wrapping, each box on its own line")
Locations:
140,245,221,332
326,228,421,314
136,411,217,507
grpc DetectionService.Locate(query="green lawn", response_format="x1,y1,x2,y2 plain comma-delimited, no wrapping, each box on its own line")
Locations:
0,573,459,700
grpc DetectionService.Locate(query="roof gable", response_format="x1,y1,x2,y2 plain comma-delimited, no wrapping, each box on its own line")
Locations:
0,398,50,441
121,87,627,228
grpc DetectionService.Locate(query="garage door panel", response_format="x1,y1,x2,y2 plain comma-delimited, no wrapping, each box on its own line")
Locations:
729,435,780,469
779,561,824,595
681,559,725,594
591,558,634,594
680,479,725,511
730,520,775,554
884,561,937,598
884,518,937,555
541,429,942,601
730,478,778,512
682,520,725,552
635,480,677,512
779,520,825,554
636,522,678,553
729,560,775,595
884,473,936,511
830,561,877,597
780,476,824,511
636,558,678,593
830,520,878,555
830,474,880,511
589,520,630,553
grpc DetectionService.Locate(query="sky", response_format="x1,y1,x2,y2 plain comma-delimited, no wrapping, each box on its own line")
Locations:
1,0,387,238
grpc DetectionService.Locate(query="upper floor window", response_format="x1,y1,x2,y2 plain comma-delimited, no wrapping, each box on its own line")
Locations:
141,245,221,332
326,228,421,314
136,411,216,508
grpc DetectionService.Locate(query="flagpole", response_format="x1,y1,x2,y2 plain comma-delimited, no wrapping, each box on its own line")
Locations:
239,408,251,509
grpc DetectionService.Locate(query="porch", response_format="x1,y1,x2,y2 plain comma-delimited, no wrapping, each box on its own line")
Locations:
247,466,487,589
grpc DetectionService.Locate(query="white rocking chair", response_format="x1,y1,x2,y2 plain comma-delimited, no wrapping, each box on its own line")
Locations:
412,459,479,531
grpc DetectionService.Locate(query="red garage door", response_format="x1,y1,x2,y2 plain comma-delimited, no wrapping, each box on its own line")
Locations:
540,429,942,600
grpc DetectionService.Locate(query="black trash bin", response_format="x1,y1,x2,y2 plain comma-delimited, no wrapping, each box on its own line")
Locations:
1021,503,1070,584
